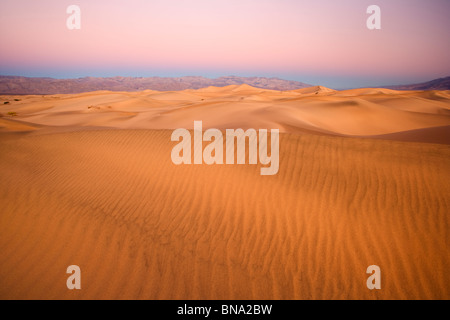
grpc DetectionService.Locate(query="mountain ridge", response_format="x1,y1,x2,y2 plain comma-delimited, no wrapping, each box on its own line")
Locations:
0,75,312,95
384,76,450,90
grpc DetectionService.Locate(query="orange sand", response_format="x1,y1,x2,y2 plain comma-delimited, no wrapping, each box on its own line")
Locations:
0,86,449,299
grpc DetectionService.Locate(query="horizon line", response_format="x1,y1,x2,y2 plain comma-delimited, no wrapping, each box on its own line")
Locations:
1,74,448,91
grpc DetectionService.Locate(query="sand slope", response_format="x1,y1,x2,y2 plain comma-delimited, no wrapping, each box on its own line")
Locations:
0,86,449,299
0,130,449,299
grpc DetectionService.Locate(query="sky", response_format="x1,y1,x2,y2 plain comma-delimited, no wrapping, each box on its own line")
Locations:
0,0,449,89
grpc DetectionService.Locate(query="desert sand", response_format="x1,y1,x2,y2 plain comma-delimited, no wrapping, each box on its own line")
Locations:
0,85,449,299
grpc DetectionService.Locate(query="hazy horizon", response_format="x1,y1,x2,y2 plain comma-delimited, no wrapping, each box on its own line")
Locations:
1,73,448,90
1,0,449,89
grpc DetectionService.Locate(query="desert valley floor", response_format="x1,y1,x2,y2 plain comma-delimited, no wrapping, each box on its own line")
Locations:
0,85,449,299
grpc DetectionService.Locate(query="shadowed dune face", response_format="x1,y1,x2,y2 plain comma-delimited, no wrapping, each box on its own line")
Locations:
0,86,449,299
0,130,449,300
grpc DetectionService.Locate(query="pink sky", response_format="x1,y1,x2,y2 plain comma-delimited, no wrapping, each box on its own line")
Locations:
0,0,449,88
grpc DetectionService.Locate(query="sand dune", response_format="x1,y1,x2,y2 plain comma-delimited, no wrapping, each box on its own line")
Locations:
334,88,401,96
293,85,336,95
0,85,449,299
1,85,449,140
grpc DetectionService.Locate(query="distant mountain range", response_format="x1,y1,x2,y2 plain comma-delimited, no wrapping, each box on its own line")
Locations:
1,75,448,95
384,76,450,90
0,75,311,95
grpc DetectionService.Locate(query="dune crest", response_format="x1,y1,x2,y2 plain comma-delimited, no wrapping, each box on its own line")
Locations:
294,85,336,94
